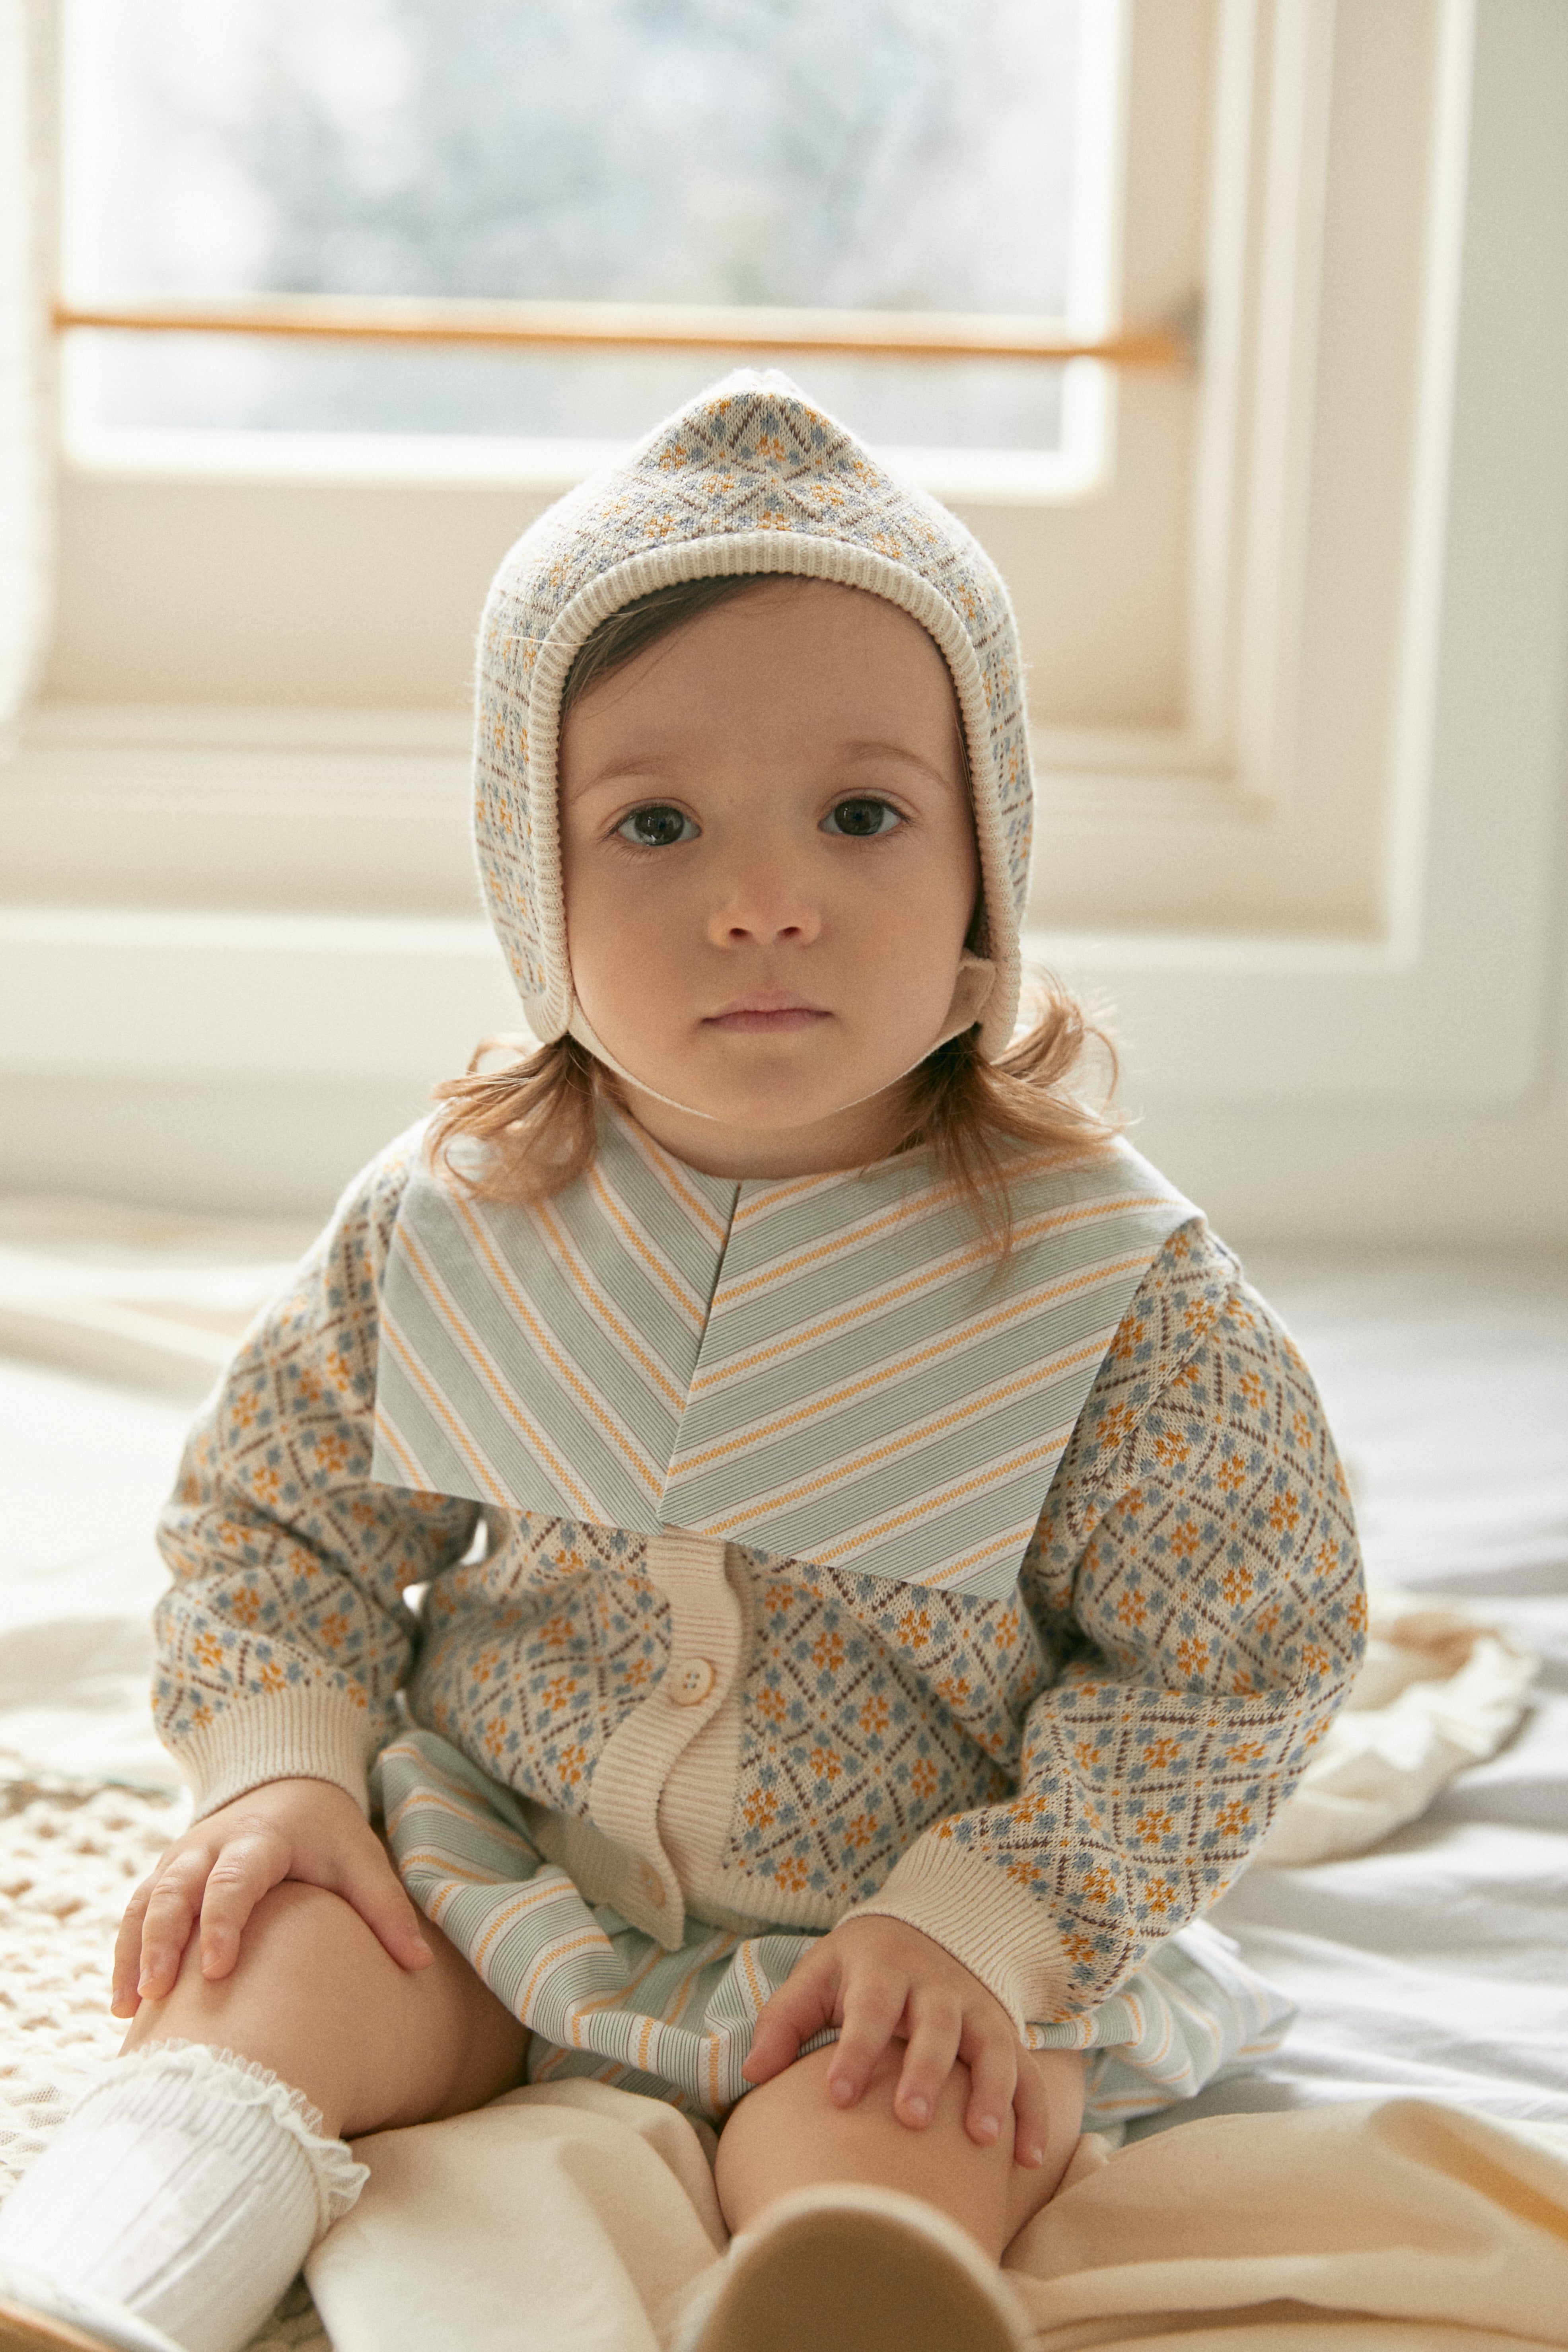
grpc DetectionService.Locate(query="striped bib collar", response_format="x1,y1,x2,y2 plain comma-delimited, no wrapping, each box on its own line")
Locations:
370,1106,1194,1599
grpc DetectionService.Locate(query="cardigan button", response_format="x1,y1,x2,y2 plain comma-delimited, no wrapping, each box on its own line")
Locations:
639,1861,667,1908
671,1656,716,1707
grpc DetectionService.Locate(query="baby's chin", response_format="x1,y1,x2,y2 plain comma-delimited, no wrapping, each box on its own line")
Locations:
624,1044,912,1132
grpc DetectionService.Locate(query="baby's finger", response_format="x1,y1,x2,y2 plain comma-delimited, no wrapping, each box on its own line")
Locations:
960,2030,1017,2152
892,2000,962,2130
1010,2048,1056,2169
195,1832,288,1982
135,1852,211,2000
111,1874,159,2016
741,1957,835,2085
825,1974,905,2109
336,1846,432,1973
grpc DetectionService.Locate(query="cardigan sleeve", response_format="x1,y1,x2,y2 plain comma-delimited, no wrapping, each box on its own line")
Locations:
849,1219,1367,2031
152,1128,481,1820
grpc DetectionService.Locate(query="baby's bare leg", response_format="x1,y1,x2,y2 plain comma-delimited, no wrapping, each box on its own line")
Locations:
121,1877,528,2139
715,2043,1084,2261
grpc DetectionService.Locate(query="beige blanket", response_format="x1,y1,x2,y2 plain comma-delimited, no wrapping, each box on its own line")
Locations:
307,2076,1568,2352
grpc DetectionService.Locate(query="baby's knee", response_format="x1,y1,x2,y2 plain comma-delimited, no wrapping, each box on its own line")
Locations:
225,1878,381,1979
140,1878,380,2019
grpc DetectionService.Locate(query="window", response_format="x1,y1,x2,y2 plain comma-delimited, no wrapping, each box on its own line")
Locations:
61,0,1120,482
45,0,1230,766
9,2,1492,1109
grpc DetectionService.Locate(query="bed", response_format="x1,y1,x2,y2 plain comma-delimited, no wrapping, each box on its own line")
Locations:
2,1222,1564,2346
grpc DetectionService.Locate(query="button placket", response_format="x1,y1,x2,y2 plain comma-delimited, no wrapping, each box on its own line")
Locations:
586,1529,740,1942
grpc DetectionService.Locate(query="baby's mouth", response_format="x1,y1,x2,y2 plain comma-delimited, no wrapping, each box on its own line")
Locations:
702,995,831,1035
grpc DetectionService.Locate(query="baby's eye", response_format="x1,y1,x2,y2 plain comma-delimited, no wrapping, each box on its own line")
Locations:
616,805,698,847
822,797,902,838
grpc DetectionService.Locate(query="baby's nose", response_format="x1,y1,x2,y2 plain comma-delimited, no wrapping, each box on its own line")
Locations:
708,855,823,947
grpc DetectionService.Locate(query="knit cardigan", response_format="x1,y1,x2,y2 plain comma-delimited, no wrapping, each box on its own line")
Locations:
153,1130,1366,2033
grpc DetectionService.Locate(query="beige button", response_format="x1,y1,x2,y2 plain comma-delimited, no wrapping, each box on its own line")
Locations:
639,1860,667,1908
671,1656,716,1707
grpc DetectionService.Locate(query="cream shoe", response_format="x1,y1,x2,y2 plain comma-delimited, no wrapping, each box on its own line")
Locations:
675,2183,1031,2352
0,2266,185,2352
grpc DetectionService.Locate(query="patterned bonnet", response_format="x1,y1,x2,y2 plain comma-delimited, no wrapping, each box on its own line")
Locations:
473,369,1034,1069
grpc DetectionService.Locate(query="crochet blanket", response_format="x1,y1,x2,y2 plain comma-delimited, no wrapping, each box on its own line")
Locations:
0,1764,327,2352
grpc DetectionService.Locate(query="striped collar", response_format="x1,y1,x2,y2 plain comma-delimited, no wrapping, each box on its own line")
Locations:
370,1105,1194,1598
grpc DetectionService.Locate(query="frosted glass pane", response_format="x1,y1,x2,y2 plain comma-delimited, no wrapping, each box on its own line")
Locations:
63,0,1100,449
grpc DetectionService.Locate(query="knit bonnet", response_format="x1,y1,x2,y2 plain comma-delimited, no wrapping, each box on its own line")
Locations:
473,370,1034,1083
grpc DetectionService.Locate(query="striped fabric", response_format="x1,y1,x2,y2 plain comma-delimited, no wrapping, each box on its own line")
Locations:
370,1108,1194,1599
377,1728,1294,2130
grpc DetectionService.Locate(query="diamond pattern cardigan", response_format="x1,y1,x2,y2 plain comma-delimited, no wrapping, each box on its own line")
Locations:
153,1130,1366,2033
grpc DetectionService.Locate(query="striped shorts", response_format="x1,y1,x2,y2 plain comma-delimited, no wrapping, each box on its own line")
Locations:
375,1729,1294,2136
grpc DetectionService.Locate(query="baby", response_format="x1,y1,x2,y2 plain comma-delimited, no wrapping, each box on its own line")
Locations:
0,374,1365,2352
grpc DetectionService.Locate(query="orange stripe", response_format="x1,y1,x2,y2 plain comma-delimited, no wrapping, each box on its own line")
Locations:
690,1212,1051,1391
371,1408,426,1488
532,1193,688,1414
670,1299,1122,1482
399,1852,506,1886
665,1932,737,2025
737,1940,773,2019
720,1169,1157,1302
390,1239,601,1513
434,1208,661,1507
386,1786,537,1855
562,1938,673,2042
381,1741,536,1823
912,1517,1038,1587
804,1437,1073,1566
719,1172,980,1285
726,1140,1115,1229
704,1396,1081,1550
381,1317,516,1506
586,1161,710,1325
685,1252,1148,1434
613,1111,733,1246
511,1926,619,2012
471,1881,594,1972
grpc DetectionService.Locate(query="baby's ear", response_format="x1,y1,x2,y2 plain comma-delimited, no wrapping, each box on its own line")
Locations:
939,954,996,1045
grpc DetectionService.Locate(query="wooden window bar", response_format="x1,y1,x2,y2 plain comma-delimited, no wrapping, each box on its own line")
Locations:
52,294,1191,370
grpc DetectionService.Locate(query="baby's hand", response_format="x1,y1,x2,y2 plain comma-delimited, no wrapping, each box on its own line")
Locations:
739,1912,1053,2167
111,1776,432,2018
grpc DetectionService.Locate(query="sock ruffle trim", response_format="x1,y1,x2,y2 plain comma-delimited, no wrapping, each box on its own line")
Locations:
74,2041,369,2233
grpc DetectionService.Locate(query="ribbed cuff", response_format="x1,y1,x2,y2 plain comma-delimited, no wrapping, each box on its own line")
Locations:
169,1688,380,1822
849,1841,1071,2033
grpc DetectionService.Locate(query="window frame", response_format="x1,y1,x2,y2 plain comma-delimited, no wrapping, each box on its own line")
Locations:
8,0,1550,1161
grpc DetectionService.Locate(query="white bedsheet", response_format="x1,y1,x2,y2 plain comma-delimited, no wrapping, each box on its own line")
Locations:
3,1242,1565,2131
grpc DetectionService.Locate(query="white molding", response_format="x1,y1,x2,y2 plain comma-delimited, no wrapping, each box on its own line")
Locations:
0,906,517,1081
17,700,472,754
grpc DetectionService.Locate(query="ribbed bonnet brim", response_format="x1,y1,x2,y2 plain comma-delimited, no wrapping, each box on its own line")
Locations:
471,370,1034,1062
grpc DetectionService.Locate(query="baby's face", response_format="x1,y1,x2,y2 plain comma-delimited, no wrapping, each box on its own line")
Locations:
558,578,979,1176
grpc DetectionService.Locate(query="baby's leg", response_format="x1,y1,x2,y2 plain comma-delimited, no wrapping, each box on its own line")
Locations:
0,1877,525,2351
715,2043,1084,2260
121,1873,528,2138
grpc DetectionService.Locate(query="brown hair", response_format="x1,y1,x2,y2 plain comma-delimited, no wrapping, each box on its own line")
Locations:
430,576,1120,1253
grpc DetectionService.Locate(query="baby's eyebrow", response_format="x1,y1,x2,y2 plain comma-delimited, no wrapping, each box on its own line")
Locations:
562,757,676,802
832,738,965,790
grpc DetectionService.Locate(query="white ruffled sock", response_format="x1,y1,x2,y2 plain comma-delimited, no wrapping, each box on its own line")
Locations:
0,2041,367,2352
